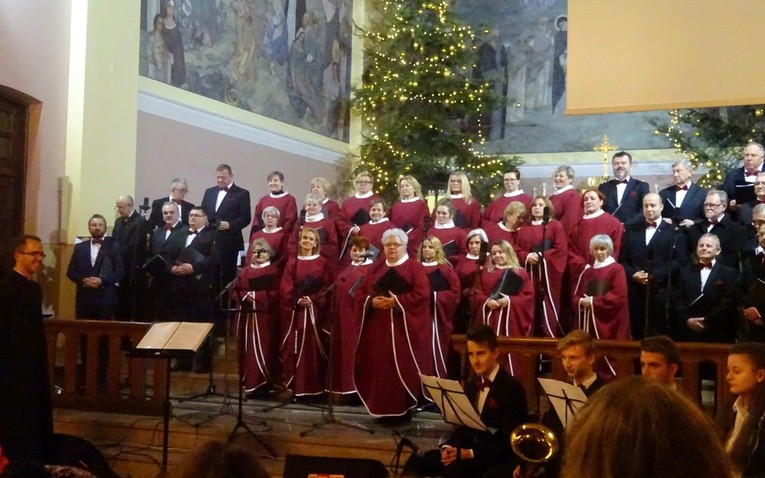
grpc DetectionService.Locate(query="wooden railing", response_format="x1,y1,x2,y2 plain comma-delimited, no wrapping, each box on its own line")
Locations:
452,336,733,413
45,319,167,416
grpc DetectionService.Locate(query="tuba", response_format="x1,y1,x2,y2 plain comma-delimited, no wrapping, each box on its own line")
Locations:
510,422,559,476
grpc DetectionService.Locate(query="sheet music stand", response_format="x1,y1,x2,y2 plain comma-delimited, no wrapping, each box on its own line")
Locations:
537,378,588,429
131,323,213,474
420,374,488,431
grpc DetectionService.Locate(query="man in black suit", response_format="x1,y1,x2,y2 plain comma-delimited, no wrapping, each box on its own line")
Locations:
674,233,740,343
66,214,124,320
147,202,189,321
723,142,765,214
147,178,195,229
201,164,252,286
598,150,650,225
687,190,747,269
113,195,150,320
169,207,219,371
620,193,687,338
658,159,707,228
404,324,528,478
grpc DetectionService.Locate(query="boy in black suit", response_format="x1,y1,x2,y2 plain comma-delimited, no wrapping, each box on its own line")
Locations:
403,324,528,478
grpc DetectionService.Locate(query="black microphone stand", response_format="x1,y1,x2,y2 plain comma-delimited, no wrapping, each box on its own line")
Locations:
644,247,654,337
532,209,550,338
664,217,681,337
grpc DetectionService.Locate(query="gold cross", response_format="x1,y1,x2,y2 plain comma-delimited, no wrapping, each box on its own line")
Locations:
593,135,619,178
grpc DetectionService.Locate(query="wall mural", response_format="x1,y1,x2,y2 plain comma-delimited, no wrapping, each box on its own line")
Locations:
452,0,670,154
139,0,353,142
138,0,670,154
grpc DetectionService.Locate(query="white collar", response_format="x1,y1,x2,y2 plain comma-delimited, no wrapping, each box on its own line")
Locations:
298,254,320,260
530,219,543,225
305,213,325,222
355,191,374,199
593,256,616,269
503,190,525,197
435,220,455,229
269,191,289,198
498,222,516,232
421,260,438,266
553,185,574,194
386,254,409,267
369,217,390,225
263,226,283,233
465,253,480,260
352,258,373,266
449,193,464,199
400,196,420,203
250,261,271,269
583,209,605,220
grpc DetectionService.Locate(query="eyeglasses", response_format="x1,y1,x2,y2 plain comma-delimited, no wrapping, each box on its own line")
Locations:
384,243,403,248
18,251,46,258
254,249,268,254
703,203,723,209
356,180,371,185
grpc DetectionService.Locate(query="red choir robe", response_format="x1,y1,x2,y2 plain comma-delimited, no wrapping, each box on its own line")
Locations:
549,186,583,234
232,261,282,392
474,266,535,376
568,210,624,279
321,198,341,219
426,222,467,265
421,261,461,378
251,192,298,237
287,214,339,266
329,259,372,393
482,192,533,227
357,217,392,254
354,256,432,416
432,195,481,231
338,193,382,238
247,227,287,266
279,254,332,395
516,220,567,337
453,254,486,333
485,222,521,248
390,198,430,256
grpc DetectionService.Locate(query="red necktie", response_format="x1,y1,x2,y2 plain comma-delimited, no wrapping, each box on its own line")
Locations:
645,221,657,228
164,224,174,232
746,170,759,178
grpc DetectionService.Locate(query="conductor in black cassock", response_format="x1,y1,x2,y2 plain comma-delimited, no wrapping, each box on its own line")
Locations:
0,235,53,463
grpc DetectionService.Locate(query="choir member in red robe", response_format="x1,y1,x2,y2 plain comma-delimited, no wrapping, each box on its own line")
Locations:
357,199,391,254
454,229,490,334
337,171,382,243
549,165,584,234
486,201,526,247
474,240,535,376
390,175,430,256
288,193,339,266
516,195,567,337
418,236,461,378
573,234,631,375
232,239,282,393
482,168,533,227
328,235,373,395
568,188,624,280
279,227,333,396
427,199,467,264
247,206,287,267
355,228,432,419
309,176,341,220
251,171,298,236
433,170,481,231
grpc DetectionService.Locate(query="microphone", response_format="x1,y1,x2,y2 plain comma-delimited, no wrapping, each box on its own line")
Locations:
361,251,376,259
139,197,150,213
542,206,551,224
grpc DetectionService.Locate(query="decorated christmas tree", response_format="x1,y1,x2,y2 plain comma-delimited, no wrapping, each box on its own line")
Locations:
349,0,521,204
652,106,765,187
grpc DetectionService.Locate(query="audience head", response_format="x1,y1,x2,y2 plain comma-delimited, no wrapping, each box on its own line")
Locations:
553,166,574,189
743,142,765,173
557,330,596,384
672,159,694,186
640,335,680,387
398,175,422,199
611,150,633,180
174,439,269,478
726,342,765,473
562,376,732,478
466,324,500,377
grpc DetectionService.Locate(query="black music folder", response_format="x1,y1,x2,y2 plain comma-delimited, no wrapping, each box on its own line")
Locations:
489,268,523,299
427,268,451,292
374,267,413,295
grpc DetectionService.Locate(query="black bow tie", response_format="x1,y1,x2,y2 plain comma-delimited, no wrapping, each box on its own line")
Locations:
189,230,198,235
476,376,492,391
614,179,628,184
698,262,713,270
675,185,688,191
645,221,657,228
91,238,104,245
219,185,230,192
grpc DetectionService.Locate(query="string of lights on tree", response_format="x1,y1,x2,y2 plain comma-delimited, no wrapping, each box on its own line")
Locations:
653,106,765,188
348,0,521,204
